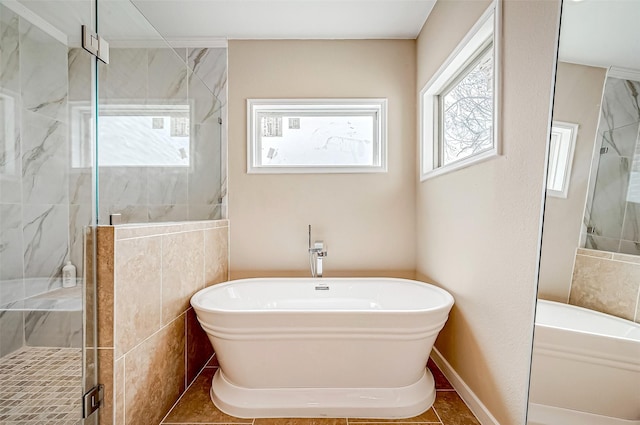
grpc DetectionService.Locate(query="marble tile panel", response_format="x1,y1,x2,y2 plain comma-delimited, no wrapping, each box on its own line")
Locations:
0,203,24,281
600,78,640,133
619,239,640,256
124,315,185,425
204,226,228,286
189,123,222,206
0,277,23,306
69,168,93,205
97,348,114,425
187,48,227,106
189,71,220,125
24,310,82,348
22,203,68,281
114,235,161,357
588,154,630,240
585,235,622,253
0,310,23,357
621,202,640,243
148,204,189,222
0,93,22,204
70,204,91,275
161,367,251,424
0,5,20,93
186,307,213,386
96,226,114,348
601,122,640,158
188,204,222,221
101,48,147,102
68,48,92,102
148,48,188,101
432,391,480,425
21,111,69,205
99,166,147,208
161,230,204,324
569,254,640,320
19,18,68,122
147,167,188,205
115,354,125,425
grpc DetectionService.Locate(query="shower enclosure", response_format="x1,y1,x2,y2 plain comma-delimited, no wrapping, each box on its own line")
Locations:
0,1,224,423
583,74,640,255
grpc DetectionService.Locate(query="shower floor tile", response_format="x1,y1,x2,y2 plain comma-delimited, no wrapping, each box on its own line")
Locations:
161,359,480,425
0,347,82,425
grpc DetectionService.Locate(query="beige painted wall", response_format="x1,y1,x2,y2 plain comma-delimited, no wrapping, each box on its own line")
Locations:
228,40,416,278
415,1,560,424
538,62,606,302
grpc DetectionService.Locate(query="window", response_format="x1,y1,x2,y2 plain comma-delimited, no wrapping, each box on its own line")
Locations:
546,121,578,198
247,99,387,173
420,0,500,180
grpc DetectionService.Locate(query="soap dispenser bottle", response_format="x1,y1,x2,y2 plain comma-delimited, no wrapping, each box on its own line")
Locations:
62,261,77,288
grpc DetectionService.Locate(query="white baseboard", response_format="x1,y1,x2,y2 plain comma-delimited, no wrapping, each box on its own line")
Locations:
430,348,500,425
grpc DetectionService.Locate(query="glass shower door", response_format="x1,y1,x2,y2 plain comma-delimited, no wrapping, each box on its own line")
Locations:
0,1,99,423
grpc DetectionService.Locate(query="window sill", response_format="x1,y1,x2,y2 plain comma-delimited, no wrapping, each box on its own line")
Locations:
420,148,499,182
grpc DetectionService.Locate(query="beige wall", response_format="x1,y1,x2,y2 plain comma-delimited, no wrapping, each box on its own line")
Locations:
227,40,416,278
95,220,229,425
538,62,606,302
415,1,560,424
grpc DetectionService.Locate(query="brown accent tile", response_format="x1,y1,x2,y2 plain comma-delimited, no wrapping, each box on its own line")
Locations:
349,407,439,423
206,354,219,367
125,315,186,425
96,226,115,348
432,391,479,425
98,348,114,425
162,231,205,324
115,235,162,357
428,359,453,390
256,420,347,425
569,254,640,320
162,368,251,424
115,355,125,425
186,308,214,386
204,226,229,286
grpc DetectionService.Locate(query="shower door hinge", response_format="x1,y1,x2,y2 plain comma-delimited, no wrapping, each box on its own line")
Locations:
82,384,104,418
600,146,609,155
81,25,110,64
218,117,223,125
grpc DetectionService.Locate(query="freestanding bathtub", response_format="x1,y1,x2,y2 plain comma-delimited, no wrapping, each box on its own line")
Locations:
528,300,640,425
191,277,454,418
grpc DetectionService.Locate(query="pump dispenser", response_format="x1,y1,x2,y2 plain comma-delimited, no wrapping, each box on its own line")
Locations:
62,261,77,288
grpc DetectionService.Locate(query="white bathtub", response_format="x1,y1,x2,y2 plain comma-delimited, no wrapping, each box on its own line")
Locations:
191,277,454,418
528,300,640,425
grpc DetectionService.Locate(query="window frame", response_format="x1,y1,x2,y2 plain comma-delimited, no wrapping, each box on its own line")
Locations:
419,0,501,181
247,98,387,174
546,121,578,199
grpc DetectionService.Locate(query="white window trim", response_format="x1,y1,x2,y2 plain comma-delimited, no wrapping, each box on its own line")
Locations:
546,121,578,199
247,98,387,174
419,0,501,181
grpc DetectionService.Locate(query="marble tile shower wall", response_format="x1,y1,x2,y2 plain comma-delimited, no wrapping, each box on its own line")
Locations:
585,76,640,255
0,6,80,357
95,220,228,425
66,46,228,234
569,248,640,323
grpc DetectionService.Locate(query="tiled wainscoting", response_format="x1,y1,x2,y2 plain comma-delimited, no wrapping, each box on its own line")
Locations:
95,220,229,425
569,248,640,322
161,357,480,425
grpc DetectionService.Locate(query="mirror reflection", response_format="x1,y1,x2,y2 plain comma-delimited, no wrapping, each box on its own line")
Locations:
529,1,640,424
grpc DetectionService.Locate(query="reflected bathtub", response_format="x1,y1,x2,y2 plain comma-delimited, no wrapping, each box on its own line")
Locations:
529,300,640,425
191,277,454,418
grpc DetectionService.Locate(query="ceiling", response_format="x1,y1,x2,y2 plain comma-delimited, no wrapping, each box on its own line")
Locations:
129,0,437,40
559,0,640,71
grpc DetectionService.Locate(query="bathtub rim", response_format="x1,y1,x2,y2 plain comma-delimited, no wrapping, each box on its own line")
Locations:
535,299,640,343
191,277,454,314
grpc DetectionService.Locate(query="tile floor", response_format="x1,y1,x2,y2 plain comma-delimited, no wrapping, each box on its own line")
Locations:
0,347,82,425
161,357,480,425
